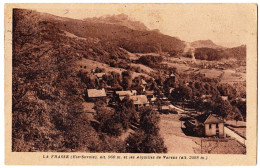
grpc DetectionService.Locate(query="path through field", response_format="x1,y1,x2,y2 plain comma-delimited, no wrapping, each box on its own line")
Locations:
159,114,200,153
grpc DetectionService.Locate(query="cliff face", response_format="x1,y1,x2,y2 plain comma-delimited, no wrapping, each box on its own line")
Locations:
84,13,149,31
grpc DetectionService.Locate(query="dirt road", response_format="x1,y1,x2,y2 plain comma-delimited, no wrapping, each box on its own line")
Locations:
159,114,200,153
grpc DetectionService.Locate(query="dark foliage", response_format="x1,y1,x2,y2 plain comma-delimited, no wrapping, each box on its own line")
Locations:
136,55,163,68
194,45,246,61
125,130,167,153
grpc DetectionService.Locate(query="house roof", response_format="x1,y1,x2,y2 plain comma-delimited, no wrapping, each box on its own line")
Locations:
145,90,154,95
116,90,137,96
151,97,157,102
179,116,192,121
130,95,148,105
87,88,106,98
221,96,228,101
195,113,224,124
170,73,175,77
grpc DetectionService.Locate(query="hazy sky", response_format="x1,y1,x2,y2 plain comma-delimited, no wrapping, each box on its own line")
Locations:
24,3,256,48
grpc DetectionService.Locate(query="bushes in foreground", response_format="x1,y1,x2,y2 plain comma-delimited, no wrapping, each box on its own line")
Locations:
125,129,167,153
125,107,167,153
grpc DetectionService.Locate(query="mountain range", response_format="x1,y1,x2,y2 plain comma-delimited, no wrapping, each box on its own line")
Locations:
13,9,246,62
84,13,149,31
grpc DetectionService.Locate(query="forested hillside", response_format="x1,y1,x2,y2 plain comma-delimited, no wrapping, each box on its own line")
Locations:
194,45,246,61
12,9,168,152
12,9,127,152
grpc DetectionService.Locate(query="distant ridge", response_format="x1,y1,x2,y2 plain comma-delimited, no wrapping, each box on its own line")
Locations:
84,13,149,31
191,40,223,49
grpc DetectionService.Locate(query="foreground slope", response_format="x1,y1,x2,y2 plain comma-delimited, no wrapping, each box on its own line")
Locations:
12,9,127,152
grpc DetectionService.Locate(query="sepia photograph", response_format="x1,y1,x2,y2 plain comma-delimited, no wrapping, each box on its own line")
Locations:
4,3,257,166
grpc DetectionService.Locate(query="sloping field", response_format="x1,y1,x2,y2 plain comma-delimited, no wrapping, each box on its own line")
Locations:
76,58,151,78
163,61,190,72
199,69,223,79
159,114,200,153
220,69,246,84
131,63,155,73
120,48,139,60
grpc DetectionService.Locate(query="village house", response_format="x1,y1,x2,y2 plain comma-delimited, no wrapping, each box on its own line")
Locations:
164,73,176,89
184,113,225,137
145,90,157,104
169,72,175,82
115,90,137,101
159,104,177,114
129,95,149,110
159,105,171,113
161,96,170,104
86,88,107,102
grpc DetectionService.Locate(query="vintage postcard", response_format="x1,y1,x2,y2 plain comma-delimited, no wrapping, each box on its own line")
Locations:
4,3,257,165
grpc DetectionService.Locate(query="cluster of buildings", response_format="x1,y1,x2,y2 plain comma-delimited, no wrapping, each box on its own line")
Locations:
86,88,150,110
85,70,177,112
86,69,226,138
86,70,152,110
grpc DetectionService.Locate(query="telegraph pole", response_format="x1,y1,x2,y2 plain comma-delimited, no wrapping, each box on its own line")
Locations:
201,139,203,154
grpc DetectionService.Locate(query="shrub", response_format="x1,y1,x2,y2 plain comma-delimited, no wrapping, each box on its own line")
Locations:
136,55,163,68
139,107,160,135
125,129,167,153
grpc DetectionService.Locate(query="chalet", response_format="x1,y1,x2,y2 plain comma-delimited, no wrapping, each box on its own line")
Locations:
145,90,154,97
86,88,106,102
115,90,137,101
130,95,149,110
159,104,177,114
160,105,170,113
169,72,175,82
150,97,157,103
184,113,224,137
145,90,157,103
161,96,170,104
